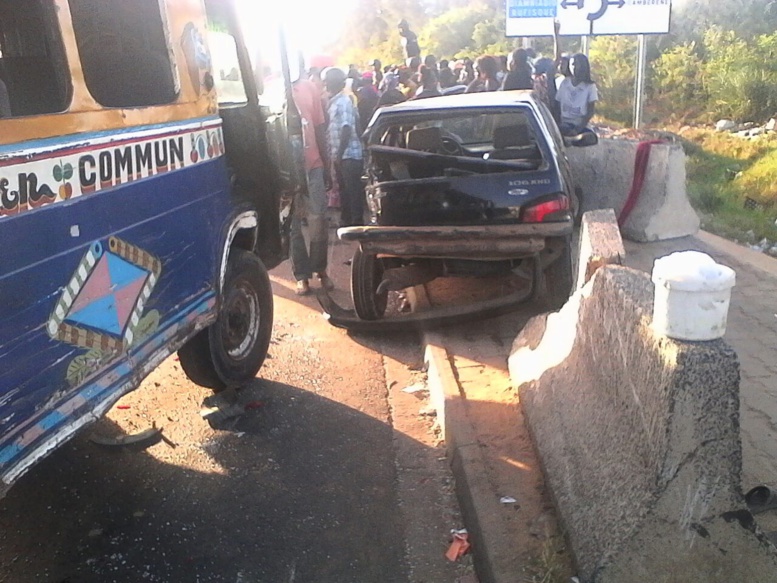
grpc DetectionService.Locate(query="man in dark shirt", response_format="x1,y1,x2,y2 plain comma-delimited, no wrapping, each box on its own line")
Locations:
398,19,420,61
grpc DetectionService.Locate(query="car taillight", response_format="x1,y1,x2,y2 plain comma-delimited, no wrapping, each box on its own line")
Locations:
522,195,570,223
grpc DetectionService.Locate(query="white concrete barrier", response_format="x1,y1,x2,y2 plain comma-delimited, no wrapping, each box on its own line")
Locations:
568,138,700,242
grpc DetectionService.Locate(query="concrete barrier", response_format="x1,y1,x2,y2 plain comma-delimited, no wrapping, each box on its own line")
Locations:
568,138,700,242
575,209,625,291
508,265,777,582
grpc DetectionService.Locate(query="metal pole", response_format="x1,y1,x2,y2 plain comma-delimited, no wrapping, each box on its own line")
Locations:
581,35,589,56
634,34,647,129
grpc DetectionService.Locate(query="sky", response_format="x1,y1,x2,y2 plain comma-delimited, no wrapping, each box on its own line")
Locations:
237,0,359,62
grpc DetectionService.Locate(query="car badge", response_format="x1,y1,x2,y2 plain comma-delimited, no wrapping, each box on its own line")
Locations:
508,188,529,196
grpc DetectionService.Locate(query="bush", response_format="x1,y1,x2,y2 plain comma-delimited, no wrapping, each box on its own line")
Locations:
589,36,637,124
651,43,706,122
703,28,777,122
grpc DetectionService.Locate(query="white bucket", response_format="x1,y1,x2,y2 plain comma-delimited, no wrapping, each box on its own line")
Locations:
651,251,736,341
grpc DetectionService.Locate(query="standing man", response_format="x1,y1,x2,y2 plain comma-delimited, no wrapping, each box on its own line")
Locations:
398,19,420,62
290,69,334,296
324,67,365,228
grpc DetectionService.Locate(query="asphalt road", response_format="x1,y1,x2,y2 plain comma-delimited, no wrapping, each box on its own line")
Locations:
0,236,470,583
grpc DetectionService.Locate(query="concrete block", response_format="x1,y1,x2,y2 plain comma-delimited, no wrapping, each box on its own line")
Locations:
568,139,700,242
508,265,777,582
576,209,625,290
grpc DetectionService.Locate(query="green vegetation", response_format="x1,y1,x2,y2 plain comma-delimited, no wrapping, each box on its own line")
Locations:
680,128,777,242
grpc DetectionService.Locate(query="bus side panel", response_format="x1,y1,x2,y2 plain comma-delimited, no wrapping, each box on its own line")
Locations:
0,123,235,482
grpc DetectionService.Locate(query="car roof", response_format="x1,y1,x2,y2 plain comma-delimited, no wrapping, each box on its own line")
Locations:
375,91,538,116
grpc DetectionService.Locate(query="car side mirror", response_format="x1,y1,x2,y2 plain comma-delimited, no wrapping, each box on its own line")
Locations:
567,132,598,147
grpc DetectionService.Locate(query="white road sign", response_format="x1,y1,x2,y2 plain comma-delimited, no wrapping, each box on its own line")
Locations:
506,0,672,37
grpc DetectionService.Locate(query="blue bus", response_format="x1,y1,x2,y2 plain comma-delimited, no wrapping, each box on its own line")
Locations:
0,0,294,496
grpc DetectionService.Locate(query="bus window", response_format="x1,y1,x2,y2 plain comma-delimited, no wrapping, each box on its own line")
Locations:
0,1,71,117
69,0,178,108
208,31,248,106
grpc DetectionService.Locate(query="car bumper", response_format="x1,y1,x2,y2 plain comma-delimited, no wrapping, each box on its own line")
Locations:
337,222,572,259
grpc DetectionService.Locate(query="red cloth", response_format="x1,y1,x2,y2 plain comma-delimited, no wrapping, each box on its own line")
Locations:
618,140,664,228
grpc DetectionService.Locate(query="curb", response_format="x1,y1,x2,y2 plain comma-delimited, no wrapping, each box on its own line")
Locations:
424,333,524,583
409,284,521,583
696,230,777,277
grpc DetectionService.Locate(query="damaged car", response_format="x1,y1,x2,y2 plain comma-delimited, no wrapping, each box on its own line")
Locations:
333,91,596,326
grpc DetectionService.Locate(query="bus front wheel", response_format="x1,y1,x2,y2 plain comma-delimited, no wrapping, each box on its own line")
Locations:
179,250,273,391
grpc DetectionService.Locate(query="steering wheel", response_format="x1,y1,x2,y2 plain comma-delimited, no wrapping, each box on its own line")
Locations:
440,136,462,156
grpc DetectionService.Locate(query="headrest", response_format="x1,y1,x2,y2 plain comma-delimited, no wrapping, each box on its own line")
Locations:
492,125,531,149
406,126,443,151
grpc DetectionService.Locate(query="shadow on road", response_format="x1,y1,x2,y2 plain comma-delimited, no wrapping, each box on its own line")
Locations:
0,378,433,583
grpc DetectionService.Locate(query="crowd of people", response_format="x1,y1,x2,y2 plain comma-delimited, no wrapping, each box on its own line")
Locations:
287,26,599,296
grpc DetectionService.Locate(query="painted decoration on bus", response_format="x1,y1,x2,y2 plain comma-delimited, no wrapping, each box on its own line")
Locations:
0,118,225,220
47,237,162,387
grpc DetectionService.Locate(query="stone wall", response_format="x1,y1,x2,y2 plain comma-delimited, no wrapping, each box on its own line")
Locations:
568,139,700,242
508,265,777,582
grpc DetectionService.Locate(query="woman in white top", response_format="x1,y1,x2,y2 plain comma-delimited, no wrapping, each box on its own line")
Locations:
555,53,598,137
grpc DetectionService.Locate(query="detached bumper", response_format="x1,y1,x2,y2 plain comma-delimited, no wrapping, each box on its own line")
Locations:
337,223,572,259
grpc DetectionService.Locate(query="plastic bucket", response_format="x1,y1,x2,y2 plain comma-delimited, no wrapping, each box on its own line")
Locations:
651,251,736,341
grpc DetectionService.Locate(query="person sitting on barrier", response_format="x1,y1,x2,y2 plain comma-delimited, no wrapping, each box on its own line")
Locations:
555,53,598,137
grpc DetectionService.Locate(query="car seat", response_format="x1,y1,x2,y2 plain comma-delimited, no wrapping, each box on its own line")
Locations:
484,124,539,160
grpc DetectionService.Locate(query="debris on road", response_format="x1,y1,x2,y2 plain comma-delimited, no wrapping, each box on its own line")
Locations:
499,496,517,505
402,383,427,395
89,426,163,450
446,529,470,562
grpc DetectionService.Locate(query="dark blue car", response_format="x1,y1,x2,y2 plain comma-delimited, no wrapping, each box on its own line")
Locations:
339,91,592,321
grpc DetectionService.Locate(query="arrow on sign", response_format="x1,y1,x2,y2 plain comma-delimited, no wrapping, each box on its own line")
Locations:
560,0,585,8
587,0,625,21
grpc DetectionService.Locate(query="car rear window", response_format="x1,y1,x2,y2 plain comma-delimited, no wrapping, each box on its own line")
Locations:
374,108,541,148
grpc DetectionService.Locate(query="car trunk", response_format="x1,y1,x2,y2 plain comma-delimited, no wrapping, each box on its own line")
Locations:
367,145,560,226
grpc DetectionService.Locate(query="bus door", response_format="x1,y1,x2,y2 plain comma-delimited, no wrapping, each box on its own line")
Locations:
203,0,286,270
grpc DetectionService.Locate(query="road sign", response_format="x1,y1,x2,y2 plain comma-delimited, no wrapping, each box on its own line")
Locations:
505,0,672,37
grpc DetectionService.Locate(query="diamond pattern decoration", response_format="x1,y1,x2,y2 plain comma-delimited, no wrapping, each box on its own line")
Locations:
64,252,150,337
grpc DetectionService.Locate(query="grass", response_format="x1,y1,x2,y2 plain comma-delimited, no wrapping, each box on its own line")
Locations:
522,537,572,583
677,127,777,243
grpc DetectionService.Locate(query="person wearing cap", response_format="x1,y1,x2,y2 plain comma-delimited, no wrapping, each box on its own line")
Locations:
324,67,365,228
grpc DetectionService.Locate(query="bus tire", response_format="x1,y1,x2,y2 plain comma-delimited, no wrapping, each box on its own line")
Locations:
178,250,273,390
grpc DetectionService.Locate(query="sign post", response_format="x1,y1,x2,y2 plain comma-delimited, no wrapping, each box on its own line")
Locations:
633,34,647,128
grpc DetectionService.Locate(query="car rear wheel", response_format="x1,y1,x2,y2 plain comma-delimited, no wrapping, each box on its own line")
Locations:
179,250,273,390
351,247,388,320
540,239,574,311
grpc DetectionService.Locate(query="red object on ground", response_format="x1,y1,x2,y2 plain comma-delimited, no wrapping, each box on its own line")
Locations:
445,531,471,562
116,405,131,410
617,140,664,228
